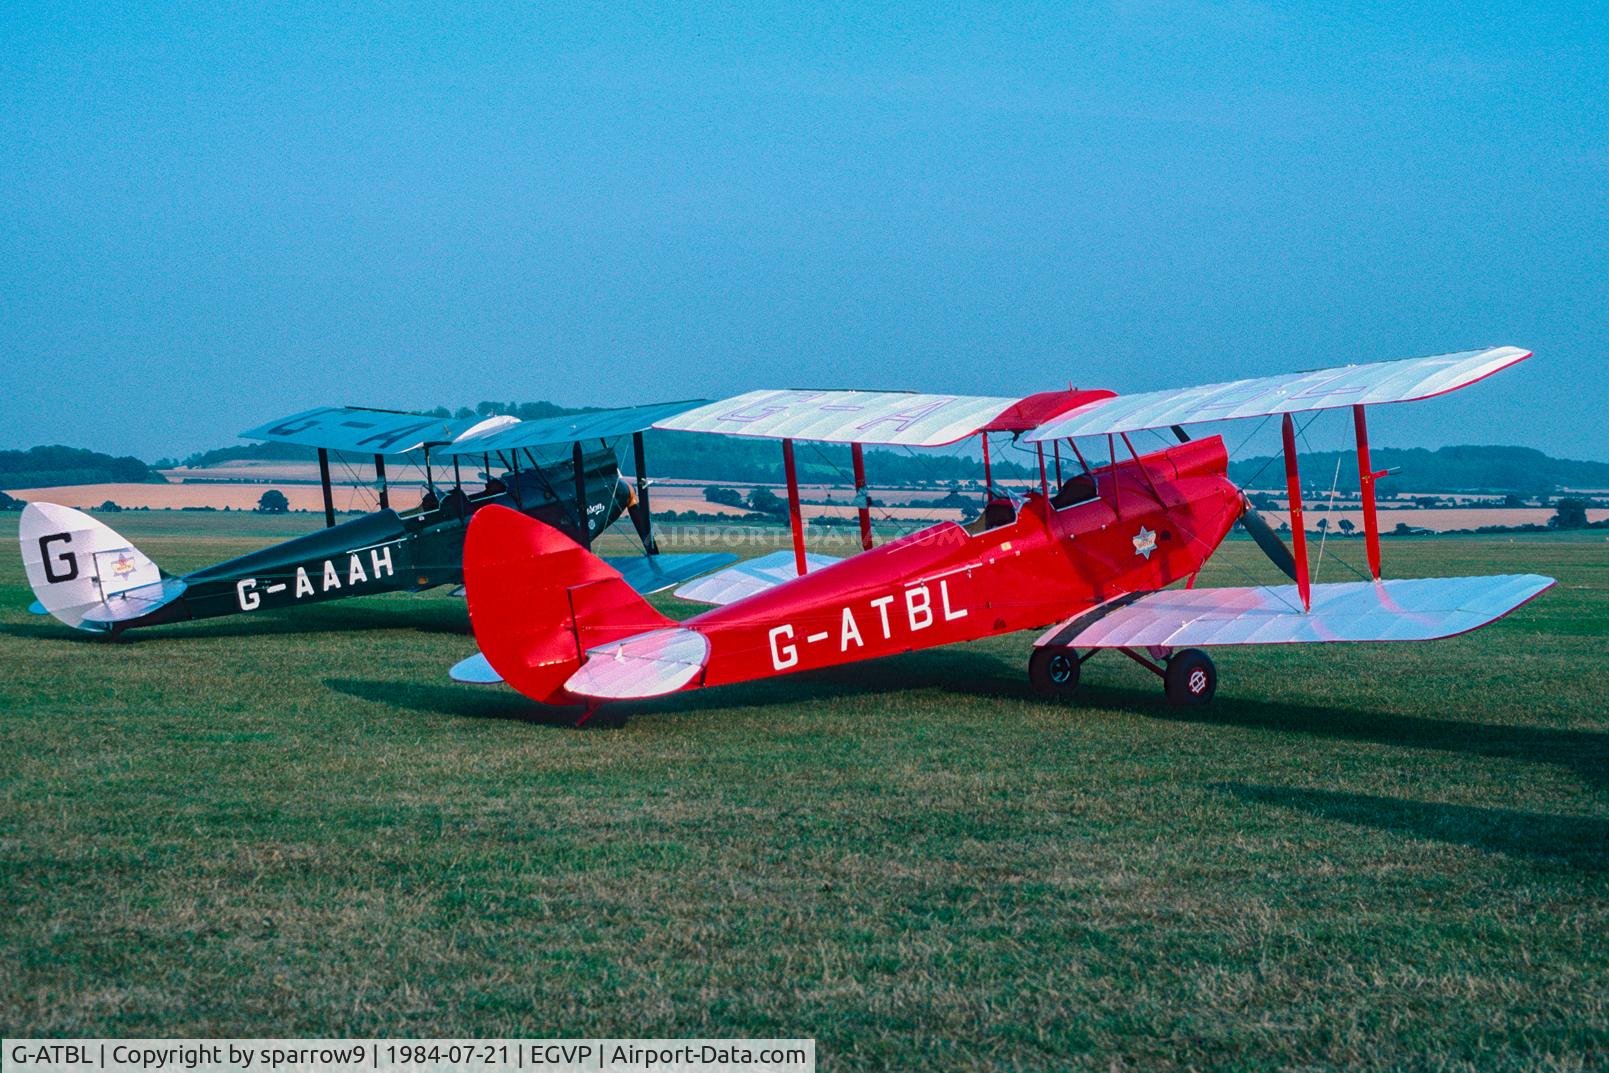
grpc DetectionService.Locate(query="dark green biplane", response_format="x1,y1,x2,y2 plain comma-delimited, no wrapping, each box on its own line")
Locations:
21,400,733,640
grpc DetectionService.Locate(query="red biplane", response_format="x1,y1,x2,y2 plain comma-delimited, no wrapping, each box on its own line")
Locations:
453,347,1554,723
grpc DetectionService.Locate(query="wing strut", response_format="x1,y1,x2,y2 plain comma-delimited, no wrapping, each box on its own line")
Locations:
982,434,994,496
1281,414,1312,610
632,431,659,555
572,440,590,550
507,451,523,509
782,438,806,576
374,454,389,510
851,443,873,551
317,448,336,528
1353,405,1384,580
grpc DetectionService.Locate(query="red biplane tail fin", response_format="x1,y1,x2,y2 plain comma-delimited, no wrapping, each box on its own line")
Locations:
463,505,674,705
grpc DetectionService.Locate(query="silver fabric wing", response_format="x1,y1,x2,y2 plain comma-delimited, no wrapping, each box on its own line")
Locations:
655,390,1019,446
603,552,740,596
1026,346,1530,441
1037,574,1555,649
673,549,845,606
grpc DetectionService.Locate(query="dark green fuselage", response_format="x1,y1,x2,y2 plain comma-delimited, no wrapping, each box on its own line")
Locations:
119,448,630,632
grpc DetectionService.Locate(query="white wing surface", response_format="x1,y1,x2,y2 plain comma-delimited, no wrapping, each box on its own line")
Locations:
655,390,1018,446
1037,574,1555,649
1026,346,1530,440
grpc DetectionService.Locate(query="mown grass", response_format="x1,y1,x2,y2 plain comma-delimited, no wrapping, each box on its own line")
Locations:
0,513,1604,1071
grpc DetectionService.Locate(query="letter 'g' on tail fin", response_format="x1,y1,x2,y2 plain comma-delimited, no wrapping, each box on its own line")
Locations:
463,504,673,705
19,502,185,632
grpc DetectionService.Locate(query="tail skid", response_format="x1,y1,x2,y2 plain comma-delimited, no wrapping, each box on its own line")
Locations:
19,503,186,632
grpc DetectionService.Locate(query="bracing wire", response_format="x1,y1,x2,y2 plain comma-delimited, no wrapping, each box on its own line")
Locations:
1312,453,1344,582
1295,414,1375,585
801,440,927,542
331,451,377,517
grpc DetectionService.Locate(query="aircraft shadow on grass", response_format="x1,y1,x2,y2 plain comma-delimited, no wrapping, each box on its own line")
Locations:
325,677,585,728
1105,682,1609,795
327,647,1607,869
1212,782,1609,873
326,645,1608,789
0,600,472,643
328,646,1037,726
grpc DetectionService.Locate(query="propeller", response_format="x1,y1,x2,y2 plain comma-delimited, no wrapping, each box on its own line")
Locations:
1238,499,1300,582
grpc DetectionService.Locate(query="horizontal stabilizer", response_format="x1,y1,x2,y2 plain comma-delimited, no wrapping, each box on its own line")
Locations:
1038,574,1555,649
603,552,739,595
81,578,190,625
673,549,844,606
450,651,503,684
565,627,710,699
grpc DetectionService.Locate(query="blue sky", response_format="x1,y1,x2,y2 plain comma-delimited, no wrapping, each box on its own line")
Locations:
3,2,1605,461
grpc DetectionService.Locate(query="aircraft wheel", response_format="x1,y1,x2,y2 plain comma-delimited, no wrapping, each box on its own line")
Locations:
1165,648,1216,706
1029,645,1081,699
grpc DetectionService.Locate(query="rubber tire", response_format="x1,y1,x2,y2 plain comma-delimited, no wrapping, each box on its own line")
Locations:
1164,648,1217,706
1029,645,1082,699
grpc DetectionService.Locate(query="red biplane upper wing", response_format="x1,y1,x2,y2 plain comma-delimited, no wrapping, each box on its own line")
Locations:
1036,574,1554,650
653,390,1021,446
1025,346,1530,441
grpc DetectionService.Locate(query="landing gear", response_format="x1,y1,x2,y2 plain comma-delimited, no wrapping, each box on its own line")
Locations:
1114,646,1219,706
1164,648,1216,706
1029,645,1082,699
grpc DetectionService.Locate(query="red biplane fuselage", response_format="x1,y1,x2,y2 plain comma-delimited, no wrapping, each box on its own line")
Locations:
697,437,1237,689
466,436,1242,707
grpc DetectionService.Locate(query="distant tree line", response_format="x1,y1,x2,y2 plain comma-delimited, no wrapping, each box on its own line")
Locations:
27,400,1609,498
0,445,165,489
1230,444,1609,496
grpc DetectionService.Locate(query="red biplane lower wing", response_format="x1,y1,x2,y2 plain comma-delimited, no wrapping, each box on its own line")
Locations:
565,626,710,699
673,549,844,606
1038,574,1555,649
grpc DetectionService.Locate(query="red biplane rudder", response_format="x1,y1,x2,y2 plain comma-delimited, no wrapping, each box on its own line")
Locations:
463,505,674,705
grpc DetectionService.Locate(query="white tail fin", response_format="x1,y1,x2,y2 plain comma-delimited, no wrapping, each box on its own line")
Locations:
19,503,184,632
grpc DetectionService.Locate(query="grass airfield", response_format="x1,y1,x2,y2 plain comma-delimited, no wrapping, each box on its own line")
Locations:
0,512,1604,1070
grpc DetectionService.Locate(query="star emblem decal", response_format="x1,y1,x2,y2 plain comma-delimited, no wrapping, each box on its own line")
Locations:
1132,526,1157,560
